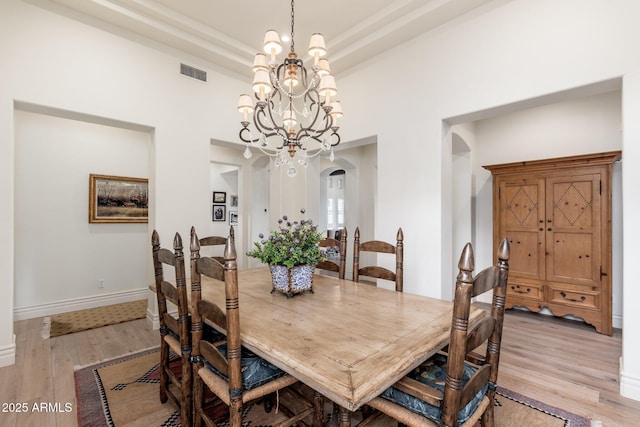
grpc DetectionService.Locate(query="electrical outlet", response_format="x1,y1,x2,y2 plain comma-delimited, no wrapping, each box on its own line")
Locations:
98,279,105,288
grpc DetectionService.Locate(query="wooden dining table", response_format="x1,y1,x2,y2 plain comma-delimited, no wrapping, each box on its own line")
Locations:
184,267,486,420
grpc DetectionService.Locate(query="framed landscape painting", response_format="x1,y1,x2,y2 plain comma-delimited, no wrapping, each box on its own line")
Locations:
89,174,149,223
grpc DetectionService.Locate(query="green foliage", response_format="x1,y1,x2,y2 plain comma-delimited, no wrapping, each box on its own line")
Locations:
246,209,326,269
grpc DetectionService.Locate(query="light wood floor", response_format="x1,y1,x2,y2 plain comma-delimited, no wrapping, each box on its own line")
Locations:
1,309,639,426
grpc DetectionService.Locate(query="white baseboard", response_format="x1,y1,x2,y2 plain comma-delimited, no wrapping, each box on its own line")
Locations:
0,335,16,368
13,288,151,321
613,313,622,329
147,309,160,330
620,359,640,401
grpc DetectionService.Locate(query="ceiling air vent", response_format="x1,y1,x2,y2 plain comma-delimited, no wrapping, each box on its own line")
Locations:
180,63,207,82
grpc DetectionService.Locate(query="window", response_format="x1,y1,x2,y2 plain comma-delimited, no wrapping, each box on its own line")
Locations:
327,198,335,228
326,170,345,230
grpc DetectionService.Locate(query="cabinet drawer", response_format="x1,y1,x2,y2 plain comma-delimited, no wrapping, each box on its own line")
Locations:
507,281,543,301
548,284,599,310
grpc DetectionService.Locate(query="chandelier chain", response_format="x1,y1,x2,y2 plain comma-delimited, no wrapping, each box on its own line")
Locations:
290,0,295,53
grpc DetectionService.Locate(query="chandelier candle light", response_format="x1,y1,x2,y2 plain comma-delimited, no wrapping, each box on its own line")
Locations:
237,0,343,178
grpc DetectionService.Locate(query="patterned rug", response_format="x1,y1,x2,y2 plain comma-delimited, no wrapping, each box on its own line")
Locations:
74,348,296,426
74,348,593,426
43,300,147,338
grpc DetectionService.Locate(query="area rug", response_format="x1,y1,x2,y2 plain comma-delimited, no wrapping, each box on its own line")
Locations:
74,348,593,426
74,348,294,427
43,299,147,338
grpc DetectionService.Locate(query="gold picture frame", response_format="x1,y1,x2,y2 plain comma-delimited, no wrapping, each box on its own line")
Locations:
89,174,149,223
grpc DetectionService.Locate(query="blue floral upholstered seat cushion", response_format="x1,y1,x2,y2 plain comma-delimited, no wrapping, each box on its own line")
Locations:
380,353,488,426
205,344,288,391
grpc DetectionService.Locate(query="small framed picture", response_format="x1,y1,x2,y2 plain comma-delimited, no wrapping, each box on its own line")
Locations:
230,195,238,207
212,205,226,221
229,211,238,225
213,191,226,203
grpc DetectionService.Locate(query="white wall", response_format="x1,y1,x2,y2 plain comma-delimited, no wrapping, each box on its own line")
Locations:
13,109,151,319
621,72,640,400
248,157,270,269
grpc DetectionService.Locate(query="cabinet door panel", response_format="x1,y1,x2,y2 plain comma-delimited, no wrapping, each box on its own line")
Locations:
503,181,542,228
499,178,545,282
549,232,594,281
546,174,601,287
506,231,543,280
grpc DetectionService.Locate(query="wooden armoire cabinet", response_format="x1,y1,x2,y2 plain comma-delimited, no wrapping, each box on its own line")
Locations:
483,151,620,335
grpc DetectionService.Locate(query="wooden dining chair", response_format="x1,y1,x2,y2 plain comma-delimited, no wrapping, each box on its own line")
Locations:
361,238,510,427
190,226,315,427
316,227,347,279
353,227,404,292
151,230,193,427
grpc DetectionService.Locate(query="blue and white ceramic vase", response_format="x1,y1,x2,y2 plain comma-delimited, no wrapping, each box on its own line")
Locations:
269,264,314,298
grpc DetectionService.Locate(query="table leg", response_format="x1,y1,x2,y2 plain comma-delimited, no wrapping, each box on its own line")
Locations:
338,405,351,427
313,391,324,427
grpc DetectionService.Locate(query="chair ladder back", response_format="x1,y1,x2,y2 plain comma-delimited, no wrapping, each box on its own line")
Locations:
443,238,510,427
465,317,496,364
352,227,404,292
359,240,395,254
199,234,227,265
319,237,340,248
189,227,204,378
338,228,348,279
221,228,243,411
440,242,475,427
160,280,180,305
189,227,206,427
471,266,500,297
459,364,491,408
154,232,190,347
157,248,177,266
317,238,340,273
191,226,244,425
197,299,230,377
151,230,192,426
317,228,348,279
485,238,510,390
395,228,404,292
200,236,227,246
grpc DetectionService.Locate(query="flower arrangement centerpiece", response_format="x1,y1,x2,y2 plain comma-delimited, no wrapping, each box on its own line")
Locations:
247,209,325,297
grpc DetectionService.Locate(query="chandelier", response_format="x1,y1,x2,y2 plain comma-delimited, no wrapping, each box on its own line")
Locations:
237,0,343,177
